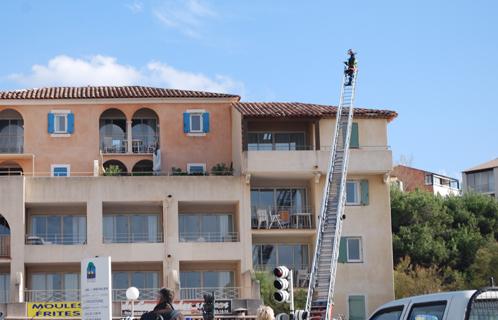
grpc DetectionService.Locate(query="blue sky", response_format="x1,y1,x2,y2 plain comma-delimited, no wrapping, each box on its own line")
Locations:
0,0,497,179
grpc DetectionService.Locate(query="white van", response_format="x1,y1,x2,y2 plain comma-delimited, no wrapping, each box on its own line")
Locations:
368,287,498,320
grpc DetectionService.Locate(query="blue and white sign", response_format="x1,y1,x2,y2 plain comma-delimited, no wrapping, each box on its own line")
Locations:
81,256,112,320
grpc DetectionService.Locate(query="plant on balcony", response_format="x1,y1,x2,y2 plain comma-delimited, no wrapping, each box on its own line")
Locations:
211,162,233,176
103,165,122,176
171,167,188,176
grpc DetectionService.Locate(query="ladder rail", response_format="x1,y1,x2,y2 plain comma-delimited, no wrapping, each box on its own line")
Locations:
305,73,347,312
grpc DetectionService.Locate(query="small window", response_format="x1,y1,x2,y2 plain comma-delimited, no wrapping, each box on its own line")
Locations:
190,113,203,133
407,301,447,320
346,181,360,205
54,114,68,133
51,165,70,177
187,163,206,175
346,237,362,262
424,174,433,185
370,306,404,320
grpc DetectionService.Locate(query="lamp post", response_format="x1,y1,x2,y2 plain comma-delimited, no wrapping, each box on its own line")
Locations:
126,287,140,319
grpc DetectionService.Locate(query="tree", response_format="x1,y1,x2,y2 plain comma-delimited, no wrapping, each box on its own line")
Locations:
468,240,498,288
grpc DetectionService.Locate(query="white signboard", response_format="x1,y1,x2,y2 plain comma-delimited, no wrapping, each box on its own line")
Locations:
81,256,112,320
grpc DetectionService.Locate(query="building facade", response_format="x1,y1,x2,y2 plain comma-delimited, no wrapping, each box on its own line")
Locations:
391,165,460,196
462,158,498,199
0,86,397,319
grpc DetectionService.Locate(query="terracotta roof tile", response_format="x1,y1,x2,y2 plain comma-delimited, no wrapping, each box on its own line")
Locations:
233,102,397,121
0,86,240,100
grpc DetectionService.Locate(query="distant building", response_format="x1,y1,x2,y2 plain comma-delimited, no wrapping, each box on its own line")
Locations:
462,158,498,199
391,165,460,196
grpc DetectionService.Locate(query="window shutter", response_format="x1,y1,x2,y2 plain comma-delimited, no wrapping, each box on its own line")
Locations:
203,112,210,133
360,179,369,205
183,112,190,133
348,295,366,320
67,113,75,134
350,122,359,148
48,113,55,134
338,237,347,263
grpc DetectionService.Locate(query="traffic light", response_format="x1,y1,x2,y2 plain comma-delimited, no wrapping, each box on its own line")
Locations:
292,310,309,320
273,266,292,303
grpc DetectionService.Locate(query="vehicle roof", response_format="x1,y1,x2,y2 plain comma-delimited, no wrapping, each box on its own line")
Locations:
375,290,476,309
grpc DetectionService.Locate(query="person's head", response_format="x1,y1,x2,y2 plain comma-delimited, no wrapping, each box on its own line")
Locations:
158,288,174,304
256,305,275,320
348,49,354,55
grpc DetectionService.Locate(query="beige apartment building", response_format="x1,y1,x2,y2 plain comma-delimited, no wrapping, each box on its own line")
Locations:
0,86,397,319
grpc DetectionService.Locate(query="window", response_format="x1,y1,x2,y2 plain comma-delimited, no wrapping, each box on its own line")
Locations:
179,213,235,242
251,188,307,213
0,274,9,303
31,272,80,301
187,163,206,175
425,174,433,185
112,271,159,290
466,170,495,193
346,180,369,205
103,214,161,243
48,111,74,135
407,301,447,320
29,215,86,245
339,237,363,263
183,111,209,134
346,181,360,204
180,271,236,299
252,244,309,271
348,295,366,320
370,306,404,320
51,165,70,177
247,132,306,151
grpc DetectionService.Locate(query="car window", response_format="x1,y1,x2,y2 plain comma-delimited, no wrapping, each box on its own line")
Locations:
407,301,447,320
370,306,404,320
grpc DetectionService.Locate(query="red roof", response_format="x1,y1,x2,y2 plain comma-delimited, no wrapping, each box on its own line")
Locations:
234,102,397,121
0,86,240,100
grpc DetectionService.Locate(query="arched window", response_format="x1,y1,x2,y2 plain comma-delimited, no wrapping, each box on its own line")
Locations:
103,160,128,176
99,109,127,153
0,109,24,154
0,161,23,176
132,160,153,176
132,108,159,154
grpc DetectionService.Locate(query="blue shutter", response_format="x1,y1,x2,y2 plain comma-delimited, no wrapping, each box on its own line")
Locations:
67,113,75,134
48,113,55,134
183,112,190,133
203,112,210,133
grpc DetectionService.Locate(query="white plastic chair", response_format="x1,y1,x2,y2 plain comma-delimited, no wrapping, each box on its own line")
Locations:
256,209,269,229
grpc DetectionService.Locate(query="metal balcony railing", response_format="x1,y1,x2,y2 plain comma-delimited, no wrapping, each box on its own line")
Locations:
179,232,239,243
251,206,314,229
0,235,10,257
103,232,164,244
179,287,240,300
25,234,86,245
25,289,80,302
112,288,160,301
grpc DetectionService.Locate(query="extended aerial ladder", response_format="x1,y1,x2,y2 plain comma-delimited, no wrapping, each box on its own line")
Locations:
305,60,358,320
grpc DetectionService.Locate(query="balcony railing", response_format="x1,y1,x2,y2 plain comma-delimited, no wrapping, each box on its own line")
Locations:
131,136,158,154
179,232,239,243
25,289,80,302
25,288,160,302
251,206,314,229
101,138,128,154
0,144,23,154
25,234,86,245
247,144,313,151
103,232,164,244
0,235,10,257
179,287,240,300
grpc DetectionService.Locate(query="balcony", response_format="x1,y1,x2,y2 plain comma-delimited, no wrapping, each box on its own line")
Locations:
179,287,241,300
24,288,160,302
103,232,164,244
25,234,86,245
243,145,392,176
0,235,10,257
179,232,239,243
251,206,313,230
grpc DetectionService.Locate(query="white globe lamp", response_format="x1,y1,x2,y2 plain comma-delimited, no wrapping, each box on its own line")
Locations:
126,287,140,320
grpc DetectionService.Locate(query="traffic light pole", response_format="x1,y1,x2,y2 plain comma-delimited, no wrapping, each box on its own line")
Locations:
289,270,295,315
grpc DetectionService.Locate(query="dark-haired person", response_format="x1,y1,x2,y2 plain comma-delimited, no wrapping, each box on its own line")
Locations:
344,49,357,86
141,288,183,320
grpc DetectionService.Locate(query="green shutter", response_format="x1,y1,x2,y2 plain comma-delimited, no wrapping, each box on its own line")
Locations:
348,295,366,320
338,237,347,263
350,122,359,148
360,179,369,205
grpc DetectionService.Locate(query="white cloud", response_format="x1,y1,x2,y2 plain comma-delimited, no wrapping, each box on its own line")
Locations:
126,1,143,14
153,0,216,38
8,55,244,95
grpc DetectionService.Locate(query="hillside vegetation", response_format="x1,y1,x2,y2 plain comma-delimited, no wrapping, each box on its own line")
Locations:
391,187,498,298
